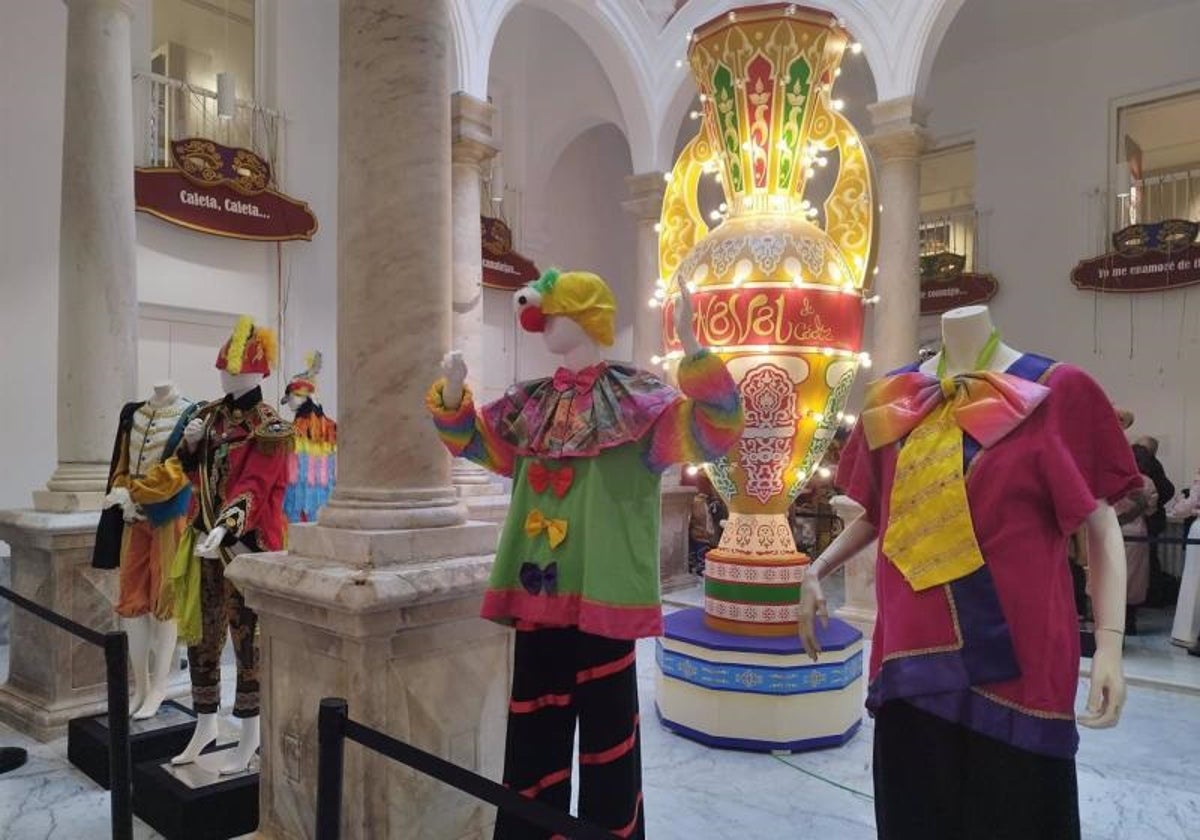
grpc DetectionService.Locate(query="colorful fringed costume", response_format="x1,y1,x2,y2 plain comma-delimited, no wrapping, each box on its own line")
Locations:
282,352,337,522
427,269,743,839
93,391,200,619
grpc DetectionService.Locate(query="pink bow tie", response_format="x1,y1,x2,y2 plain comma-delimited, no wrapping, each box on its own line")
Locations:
862,371,1051,451
552,365,602,393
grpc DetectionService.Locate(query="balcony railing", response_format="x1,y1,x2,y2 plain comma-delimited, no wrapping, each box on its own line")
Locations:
133,72,282,175
918,206,988,273
1116,167,1200,229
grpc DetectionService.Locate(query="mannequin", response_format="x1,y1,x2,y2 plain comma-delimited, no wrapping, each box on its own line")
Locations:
169,316,292,775
280,351,337,523
799,304,1137,839
427,269,742,839
94,380,199,720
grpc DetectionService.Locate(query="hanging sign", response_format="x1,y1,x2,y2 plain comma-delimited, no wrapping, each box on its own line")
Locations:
135,138,318,242
919,251,999,316
1072,220,1200,293
662,286,864,353
482,216,540,290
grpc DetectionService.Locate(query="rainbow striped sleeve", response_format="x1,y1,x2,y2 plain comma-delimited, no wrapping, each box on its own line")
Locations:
645,349,743,473
425,379,515,478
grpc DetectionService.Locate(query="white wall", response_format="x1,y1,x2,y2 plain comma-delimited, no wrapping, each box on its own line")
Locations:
0,0,338,512
925,1,1200,482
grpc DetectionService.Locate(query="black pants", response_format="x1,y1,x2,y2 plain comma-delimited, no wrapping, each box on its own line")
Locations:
874,700,1081,840
495,627,644,840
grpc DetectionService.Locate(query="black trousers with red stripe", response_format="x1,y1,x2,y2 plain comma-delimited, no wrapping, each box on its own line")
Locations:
495,627,645,840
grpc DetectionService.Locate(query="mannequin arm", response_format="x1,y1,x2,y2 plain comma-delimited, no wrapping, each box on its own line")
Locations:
798,515,878,660
1079,501,1127,729
426,379,515,478
644,350,744,472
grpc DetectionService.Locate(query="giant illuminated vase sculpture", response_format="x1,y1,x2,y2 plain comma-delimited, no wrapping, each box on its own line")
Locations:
655,4,876,752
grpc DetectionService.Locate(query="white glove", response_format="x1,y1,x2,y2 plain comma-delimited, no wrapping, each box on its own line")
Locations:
104,487,131,511
440,351,468,410
196,526,228,559
673,281,702,357
183,417,205,448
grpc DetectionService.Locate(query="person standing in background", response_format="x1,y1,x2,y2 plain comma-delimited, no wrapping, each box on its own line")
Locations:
1134,436,1176,606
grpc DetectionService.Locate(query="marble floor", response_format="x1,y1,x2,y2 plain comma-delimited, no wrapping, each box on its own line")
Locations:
1,590,1199,839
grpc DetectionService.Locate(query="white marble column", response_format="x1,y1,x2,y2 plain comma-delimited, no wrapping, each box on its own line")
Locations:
866,97,928,375
622,172,667,369
227,3,507,837
451,92,501,494
36,0,139,513
830,495,877,634
316,0,464,533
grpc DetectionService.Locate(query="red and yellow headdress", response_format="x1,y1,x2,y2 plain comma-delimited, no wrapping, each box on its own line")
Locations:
285,351,323,399
216,315,277,376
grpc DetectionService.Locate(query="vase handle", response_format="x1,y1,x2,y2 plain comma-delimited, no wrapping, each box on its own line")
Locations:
657,130,716,290
804,98,878,291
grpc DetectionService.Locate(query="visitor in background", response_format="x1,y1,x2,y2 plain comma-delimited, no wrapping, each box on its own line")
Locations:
1166,470,1200,656
688,476,717,576
1116,446,1159,634
1134,436,1176,606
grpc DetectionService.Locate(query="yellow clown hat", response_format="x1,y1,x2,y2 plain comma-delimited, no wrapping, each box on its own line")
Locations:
514,268,616,347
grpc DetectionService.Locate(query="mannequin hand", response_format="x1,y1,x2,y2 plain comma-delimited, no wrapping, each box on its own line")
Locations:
674,282,702,356
196,527,228,559
797,568,829,662
441,351,468,409
183,417,205,448
104,486,131,511
1078,639,1126,729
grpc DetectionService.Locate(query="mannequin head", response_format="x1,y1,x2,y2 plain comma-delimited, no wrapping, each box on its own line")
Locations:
221,370,262,398
515,269,616,369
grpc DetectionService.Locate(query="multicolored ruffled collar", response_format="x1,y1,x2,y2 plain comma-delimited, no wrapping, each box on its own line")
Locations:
481,362,681,459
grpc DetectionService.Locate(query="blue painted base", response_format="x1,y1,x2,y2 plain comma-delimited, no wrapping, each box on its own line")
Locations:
663,606,862,653
656,704,862,754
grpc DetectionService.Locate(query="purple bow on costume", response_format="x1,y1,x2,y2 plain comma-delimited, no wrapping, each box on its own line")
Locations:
519,562,558,595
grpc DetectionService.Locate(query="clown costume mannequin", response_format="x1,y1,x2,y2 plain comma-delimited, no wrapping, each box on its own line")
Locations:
427,269,743,839
169,316,293,775
93,381,200,720
798,305,1137,840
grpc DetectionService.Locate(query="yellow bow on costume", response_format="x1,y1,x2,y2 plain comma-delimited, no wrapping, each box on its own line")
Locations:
525,509,568,550
863,370,1050,592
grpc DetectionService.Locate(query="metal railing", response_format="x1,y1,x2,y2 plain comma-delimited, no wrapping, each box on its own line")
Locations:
315,698,613,840
1116,167,1200,230
0,586,132,840
133,72,281,173
918,206,987,272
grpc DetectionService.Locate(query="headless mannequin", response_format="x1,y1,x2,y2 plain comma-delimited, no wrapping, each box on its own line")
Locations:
799,304,1128,728
171,370,262,774
122,381,184,720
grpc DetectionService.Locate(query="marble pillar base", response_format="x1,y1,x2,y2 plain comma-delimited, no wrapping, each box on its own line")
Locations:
660,485,696,593
463,494,511,527
0,510,187,741
32,490,107,514
225,532,510,840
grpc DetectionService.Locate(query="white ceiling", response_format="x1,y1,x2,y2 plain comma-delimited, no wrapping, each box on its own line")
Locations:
932,0,1197,75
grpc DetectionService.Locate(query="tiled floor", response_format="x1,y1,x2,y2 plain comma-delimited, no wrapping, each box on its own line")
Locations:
1,582,1199,839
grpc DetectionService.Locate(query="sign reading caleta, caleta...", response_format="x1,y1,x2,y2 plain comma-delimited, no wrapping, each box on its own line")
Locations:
135,138,318,242
1072,220,1200,293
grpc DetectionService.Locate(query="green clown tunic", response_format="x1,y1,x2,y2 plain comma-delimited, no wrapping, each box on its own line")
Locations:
427,352,743,640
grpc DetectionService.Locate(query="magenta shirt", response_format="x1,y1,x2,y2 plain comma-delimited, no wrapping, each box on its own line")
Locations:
838,356,1140,758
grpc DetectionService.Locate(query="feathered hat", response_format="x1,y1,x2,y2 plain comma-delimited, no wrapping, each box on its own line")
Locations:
285,351,323,399
512,268,616,347
216,315,277,376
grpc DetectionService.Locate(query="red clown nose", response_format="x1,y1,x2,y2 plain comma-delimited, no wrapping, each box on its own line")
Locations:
519,306,547,333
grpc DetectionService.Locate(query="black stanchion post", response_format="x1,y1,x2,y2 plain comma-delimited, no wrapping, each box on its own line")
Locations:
316,697,349,840
104,632,133,840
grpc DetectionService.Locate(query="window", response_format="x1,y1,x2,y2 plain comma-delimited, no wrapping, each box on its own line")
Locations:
1116,90,1200,228
918,143,981,272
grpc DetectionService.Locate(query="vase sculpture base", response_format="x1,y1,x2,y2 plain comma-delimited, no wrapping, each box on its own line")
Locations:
656,607,864,753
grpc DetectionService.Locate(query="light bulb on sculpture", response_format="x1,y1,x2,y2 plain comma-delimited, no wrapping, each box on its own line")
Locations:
655,4,878,753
